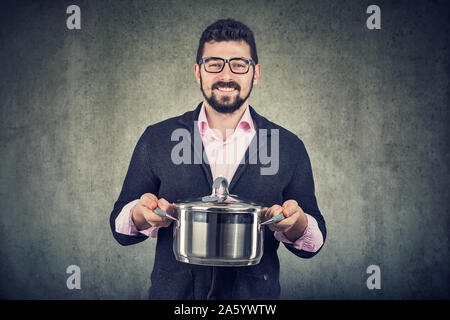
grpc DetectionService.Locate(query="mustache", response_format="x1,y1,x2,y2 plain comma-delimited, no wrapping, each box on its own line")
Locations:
212,81,240,90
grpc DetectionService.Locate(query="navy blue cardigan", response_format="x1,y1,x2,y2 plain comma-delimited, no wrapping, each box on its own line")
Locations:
110,103,326,299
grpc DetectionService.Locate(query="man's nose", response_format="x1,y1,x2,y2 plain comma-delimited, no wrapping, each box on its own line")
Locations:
218,61,235,79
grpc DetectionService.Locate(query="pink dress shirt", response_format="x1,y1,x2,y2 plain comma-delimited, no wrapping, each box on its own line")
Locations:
115,104,324,252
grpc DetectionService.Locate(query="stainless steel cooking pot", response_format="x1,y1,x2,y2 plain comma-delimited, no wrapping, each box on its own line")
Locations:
154,177,285,266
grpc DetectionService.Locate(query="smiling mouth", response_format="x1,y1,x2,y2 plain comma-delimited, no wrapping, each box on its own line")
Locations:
216,87,236,92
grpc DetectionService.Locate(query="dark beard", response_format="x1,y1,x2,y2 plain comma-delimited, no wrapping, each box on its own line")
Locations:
200,73,254,114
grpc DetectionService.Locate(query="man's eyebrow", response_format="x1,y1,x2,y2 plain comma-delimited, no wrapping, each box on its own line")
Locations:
204,56,250,58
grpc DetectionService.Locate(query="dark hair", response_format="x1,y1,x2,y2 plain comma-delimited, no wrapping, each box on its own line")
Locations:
196,19,258,65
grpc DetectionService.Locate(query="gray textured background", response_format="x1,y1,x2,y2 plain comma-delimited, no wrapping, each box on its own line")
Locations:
1,0,449,299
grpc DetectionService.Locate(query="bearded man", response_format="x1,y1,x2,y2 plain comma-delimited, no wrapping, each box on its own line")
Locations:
110,19,326,300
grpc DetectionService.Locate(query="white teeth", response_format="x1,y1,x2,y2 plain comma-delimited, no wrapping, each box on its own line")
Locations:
217,87,235,91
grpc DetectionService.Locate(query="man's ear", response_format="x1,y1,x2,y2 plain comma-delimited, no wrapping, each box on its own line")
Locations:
252,64,261,85
194,64,201,85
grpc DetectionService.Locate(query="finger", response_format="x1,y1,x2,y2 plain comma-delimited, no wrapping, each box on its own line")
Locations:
282,204,298,218
141,205,165,225
282,200,298,209
141,193,158,203
282,200,299,218
268,205,283,218
263,205,283,226
270,211,300,232
157,198,170,210
141,193,158,209
281,211,300,226
157,198,177,215
267,203,297,231
260,207,269,221
145,212,172,228
151,216,172,228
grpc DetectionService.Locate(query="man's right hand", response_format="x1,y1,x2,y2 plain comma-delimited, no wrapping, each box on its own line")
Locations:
132,193,176,230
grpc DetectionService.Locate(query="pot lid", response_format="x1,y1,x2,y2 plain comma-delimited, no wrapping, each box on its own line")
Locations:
175,177,262,213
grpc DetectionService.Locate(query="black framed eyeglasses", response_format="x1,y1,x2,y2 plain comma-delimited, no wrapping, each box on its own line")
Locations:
198,57,255,74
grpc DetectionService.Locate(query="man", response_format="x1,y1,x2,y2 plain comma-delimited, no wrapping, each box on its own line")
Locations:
110,19,326,299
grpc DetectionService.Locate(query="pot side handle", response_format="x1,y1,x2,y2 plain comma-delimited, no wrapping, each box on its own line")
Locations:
260,213,285,226
154,207,179,222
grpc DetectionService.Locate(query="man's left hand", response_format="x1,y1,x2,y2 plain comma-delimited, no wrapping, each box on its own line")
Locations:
261,200,308,242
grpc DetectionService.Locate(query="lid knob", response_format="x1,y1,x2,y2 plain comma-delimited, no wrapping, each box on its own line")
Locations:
202,177,229,202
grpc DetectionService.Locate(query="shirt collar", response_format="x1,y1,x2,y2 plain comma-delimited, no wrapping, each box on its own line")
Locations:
197,103,256,138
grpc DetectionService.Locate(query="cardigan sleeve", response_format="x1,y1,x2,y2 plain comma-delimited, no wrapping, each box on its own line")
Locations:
281,139,326,258
109,127,161,246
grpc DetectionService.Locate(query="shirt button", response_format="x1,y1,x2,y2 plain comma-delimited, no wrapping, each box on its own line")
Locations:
263,274,269,281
